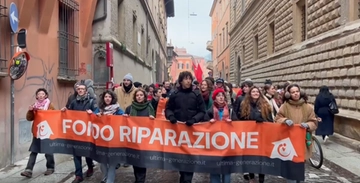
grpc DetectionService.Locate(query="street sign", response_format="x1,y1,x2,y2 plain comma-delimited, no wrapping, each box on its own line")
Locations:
9,3,19,33
106,42,113,67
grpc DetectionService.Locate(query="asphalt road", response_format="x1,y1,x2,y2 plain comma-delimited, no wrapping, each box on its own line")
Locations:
77,161,360,183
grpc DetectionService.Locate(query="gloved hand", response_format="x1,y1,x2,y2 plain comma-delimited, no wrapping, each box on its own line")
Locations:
169,116,177,124
185,119,195,126
285,119,294,126
300,122,309,129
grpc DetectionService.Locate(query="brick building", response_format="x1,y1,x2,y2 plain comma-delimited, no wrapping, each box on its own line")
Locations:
208,0,230,81
0,0,96,168
92,0,174,85
229,0,360,140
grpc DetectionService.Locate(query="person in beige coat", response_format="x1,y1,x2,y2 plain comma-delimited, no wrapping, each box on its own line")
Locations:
274,84,317,183
114,73,136,111
114,73,136,168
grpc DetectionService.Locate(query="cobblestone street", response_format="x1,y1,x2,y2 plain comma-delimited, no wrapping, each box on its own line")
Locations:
77,162,360,183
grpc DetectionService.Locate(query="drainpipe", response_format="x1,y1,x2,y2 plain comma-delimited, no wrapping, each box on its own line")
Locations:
93,0,107,24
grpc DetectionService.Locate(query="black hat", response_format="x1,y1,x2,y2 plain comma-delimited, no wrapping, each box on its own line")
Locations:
265,79,272,85
216,78,224,84
133,82,142,88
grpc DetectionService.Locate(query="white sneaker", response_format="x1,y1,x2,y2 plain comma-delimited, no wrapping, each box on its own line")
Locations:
324,135,329,143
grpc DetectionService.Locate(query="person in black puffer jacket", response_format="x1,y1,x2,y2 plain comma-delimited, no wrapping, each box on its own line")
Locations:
232,86,273,183
165,71,206,183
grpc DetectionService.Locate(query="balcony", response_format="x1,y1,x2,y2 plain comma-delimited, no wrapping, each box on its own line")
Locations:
206,41,213,52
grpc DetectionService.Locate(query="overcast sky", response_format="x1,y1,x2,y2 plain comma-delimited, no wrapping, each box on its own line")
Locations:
167,0,212,58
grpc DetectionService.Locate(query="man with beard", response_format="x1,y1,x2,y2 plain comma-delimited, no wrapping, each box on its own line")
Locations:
114,73,136,111
165,71,206,183
114,73,136,168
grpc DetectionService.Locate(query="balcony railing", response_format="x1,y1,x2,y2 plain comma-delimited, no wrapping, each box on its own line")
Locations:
206,41,213,52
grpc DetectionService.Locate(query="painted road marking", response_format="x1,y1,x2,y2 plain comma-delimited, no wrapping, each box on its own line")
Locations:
308,173,320,179
337,177,352,183
320,165,331,171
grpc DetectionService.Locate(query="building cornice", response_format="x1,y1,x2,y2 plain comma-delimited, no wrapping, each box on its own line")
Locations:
229,0,261,36
140,0,167,56
209,0,218,16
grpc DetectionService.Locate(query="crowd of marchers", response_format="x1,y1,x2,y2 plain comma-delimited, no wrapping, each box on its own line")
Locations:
21,71,338,183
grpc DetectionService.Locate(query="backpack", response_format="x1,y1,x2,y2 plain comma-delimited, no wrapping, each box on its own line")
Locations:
76,79,97,100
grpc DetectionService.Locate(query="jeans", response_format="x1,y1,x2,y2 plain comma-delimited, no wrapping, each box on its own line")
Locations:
25,152,55,171
210,174,231,183
100,163,117,183
179,171,194,183
73,156,93,178
133,166,147,183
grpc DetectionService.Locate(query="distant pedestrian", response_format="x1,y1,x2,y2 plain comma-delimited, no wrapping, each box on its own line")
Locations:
314,86,337,142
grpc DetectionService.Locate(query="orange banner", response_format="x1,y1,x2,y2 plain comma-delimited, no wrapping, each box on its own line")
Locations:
31,110,306,180
232,88,240,95
155,98,167,120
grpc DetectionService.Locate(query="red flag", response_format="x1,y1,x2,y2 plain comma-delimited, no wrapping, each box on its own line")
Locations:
192,61,197,71
195,64,203,82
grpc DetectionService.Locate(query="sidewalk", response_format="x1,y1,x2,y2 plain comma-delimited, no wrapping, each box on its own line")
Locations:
315,133,360,178
0,154,96,183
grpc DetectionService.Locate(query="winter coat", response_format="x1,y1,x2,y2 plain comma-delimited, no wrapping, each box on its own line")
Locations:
274,100,318,160
165,87,206,123
26,103,56,121
27,103,56,153
231,94,246,120
114,85,136,111
231,101,273,122
68,96,97,111
314,95,336,136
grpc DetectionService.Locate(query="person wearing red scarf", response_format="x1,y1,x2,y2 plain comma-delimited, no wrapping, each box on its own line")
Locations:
204,88,231,183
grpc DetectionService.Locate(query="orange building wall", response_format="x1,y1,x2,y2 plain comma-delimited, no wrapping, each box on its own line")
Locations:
170,56,207,82
210,0,230,80
169,47,207,82
0,0,96,168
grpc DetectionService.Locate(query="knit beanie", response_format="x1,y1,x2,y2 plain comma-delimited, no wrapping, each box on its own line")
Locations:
123,73,133,82
212,88,225,100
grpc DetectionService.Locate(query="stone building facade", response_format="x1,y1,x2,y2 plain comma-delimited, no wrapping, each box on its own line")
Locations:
229,0,360,140
92,0,174,85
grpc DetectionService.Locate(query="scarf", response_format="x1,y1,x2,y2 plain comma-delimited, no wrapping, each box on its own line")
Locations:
263,94,280,119
76,94,87,101
123,84,133,93
283,99,308,122
102,103,120,115
129,101,155,117
33,98,51,110
201,90,210,101
213,101,230,120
